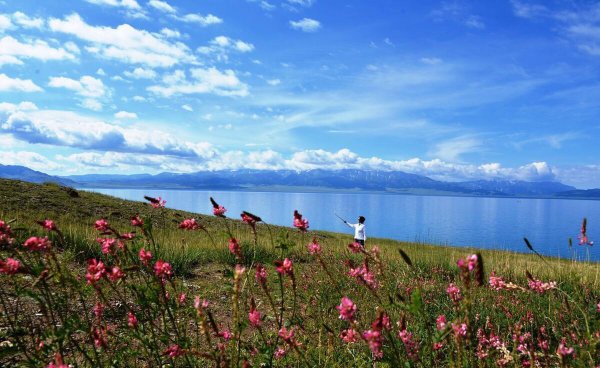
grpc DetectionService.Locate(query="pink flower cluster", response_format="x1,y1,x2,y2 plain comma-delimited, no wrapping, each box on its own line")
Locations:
0,220,13,245
348,262,379,289
38,219,57,231
0,257,21,274
23,236,52,251
154,260,173,279
293,210,309,232
139,248,152,265
398,328,420,360
179,218,202,230
340,328,359,343
228,238,241,257
307,238,322,255
146,196,166,209
446,283,462,303
348,241,362,253
211,197,227,217
336,297,357,321
248,307,261,328
131,215,144,227
275,258,293,276
527,278,557,294
94,219,109,232
86,259,106,285
255,264,268,286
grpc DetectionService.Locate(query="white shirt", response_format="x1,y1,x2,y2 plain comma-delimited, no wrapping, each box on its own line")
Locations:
346,222,366,241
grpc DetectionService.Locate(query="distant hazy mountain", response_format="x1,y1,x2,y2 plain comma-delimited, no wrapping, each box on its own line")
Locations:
0,164,76,186
555,189,600,199
65,168,578,197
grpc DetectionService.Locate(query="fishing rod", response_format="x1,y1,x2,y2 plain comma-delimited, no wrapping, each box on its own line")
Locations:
334,212,347,223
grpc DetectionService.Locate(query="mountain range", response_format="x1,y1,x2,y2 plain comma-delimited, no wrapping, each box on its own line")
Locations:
1,164,597,199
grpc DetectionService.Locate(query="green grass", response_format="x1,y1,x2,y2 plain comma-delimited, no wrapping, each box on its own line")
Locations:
1,178,598,287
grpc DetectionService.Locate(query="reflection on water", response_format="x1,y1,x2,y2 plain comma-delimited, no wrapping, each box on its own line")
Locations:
86,188,600,261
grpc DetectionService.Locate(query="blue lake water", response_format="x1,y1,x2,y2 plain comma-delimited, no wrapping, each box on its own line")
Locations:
86,188,600,261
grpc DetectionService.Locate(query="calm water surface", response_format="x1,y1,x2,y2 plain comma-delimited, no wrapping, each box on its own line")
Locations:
86,188,600,261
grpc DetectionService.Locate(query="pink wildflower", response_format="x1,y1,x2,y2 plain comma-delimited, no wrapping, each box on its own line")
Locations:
255,264,268,285
86,259,106,285
179,218,201,230
163,344,184,358
92,326,107,348
219,330,232,340
0,220,13,245
307,237,321,255
274,347,287,359
527,278,557,294
154,260,173,279
278,327,295,344
93,302,104,319
293,210,309,232
94,219,109,232
23,236,52,251
489,272,507,290
467,254,478,271
194,296,210,310
178,293,186,305
348,241,362,253
38,219,57,231
597,301,600,313
340,328,359,343
228,238,241,257
348,262,379,289
398,329,420,361
451,323,468,338
97,237,116,254
336,297,357,321
127,311,138,328
210,197,227,217
241,212,260,230
275,258,293,276
139,248,152,265
47,353,68,368
107,266,124,282
131,215,144,227
0,258,21,274
446,283,462,303
436,315,447,331
248,307,261,328
145,196,166,209
556,339,574,358
362,329,383,359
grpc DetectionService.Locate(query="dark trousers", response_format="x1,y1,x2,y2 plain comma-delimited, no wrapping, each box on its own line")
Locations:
354,238,365,247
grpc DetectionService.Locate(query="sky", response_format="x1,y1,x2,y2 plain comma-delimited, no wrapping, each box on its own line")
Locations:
0,0,599,188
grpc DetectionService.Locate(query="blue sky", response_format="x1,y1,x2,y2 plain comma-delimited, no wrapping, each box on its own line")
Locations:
0,0,599,188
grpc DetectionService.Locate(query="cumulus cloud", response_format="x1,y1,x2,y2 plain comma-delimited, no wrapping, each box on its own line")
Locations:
49,13,194,67
148,0,176,13
0,109,216,159
160,27,181,38
289,18,321,32
287,0,315,8
0,101,38,113
147,68,249,97
85,0,141,9
181,104,193,111
0,14,11,32
114,110,137,119
197,36,254,61
48,75,108,111
0,36,78,63
0,74,43,92
11,12,44,29
0,150,63,171
123,67,157,79
174,13,222,26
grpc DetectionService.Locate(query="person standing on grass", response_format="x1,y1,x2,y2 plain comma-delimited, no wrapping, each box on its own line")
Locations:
344,216,366,247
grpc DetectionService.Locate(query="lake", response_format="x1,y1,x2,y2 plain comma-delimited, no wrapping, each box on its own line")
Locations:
86,188,600,261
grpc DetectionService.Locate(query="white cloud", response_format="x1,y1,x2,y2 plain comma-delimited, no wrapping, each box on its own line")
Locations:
267,79,281,86
289,18,321,32
465,15,485,29
49,13,195,67
0,14,11,32
0,151,62,171
174,13,222,26
11,12,44,29
209,35,254,52
181,104,193,111
96,68,106,76
429,135,483,162
0,74,43,92
48,75,108,111
48,75,106,98
0,55,23,66
420,57,442,65
114,110,138,119
160,27,181,38
132,95,147,102
148,67,249,97
0,36,78,62
287,0,315,7
510,1,549,18
1,109,216,159
123,67,157,79
85,0,141,9
148,0,176,13
0,101,38,113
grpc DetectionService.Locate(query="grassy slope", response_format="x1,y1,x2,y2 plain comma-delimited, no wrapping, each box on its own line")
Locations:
1,178,598,288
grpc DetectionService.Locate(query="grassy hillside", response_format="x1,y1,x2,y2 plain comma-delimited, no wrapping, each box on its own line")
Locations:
0,179,599,367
